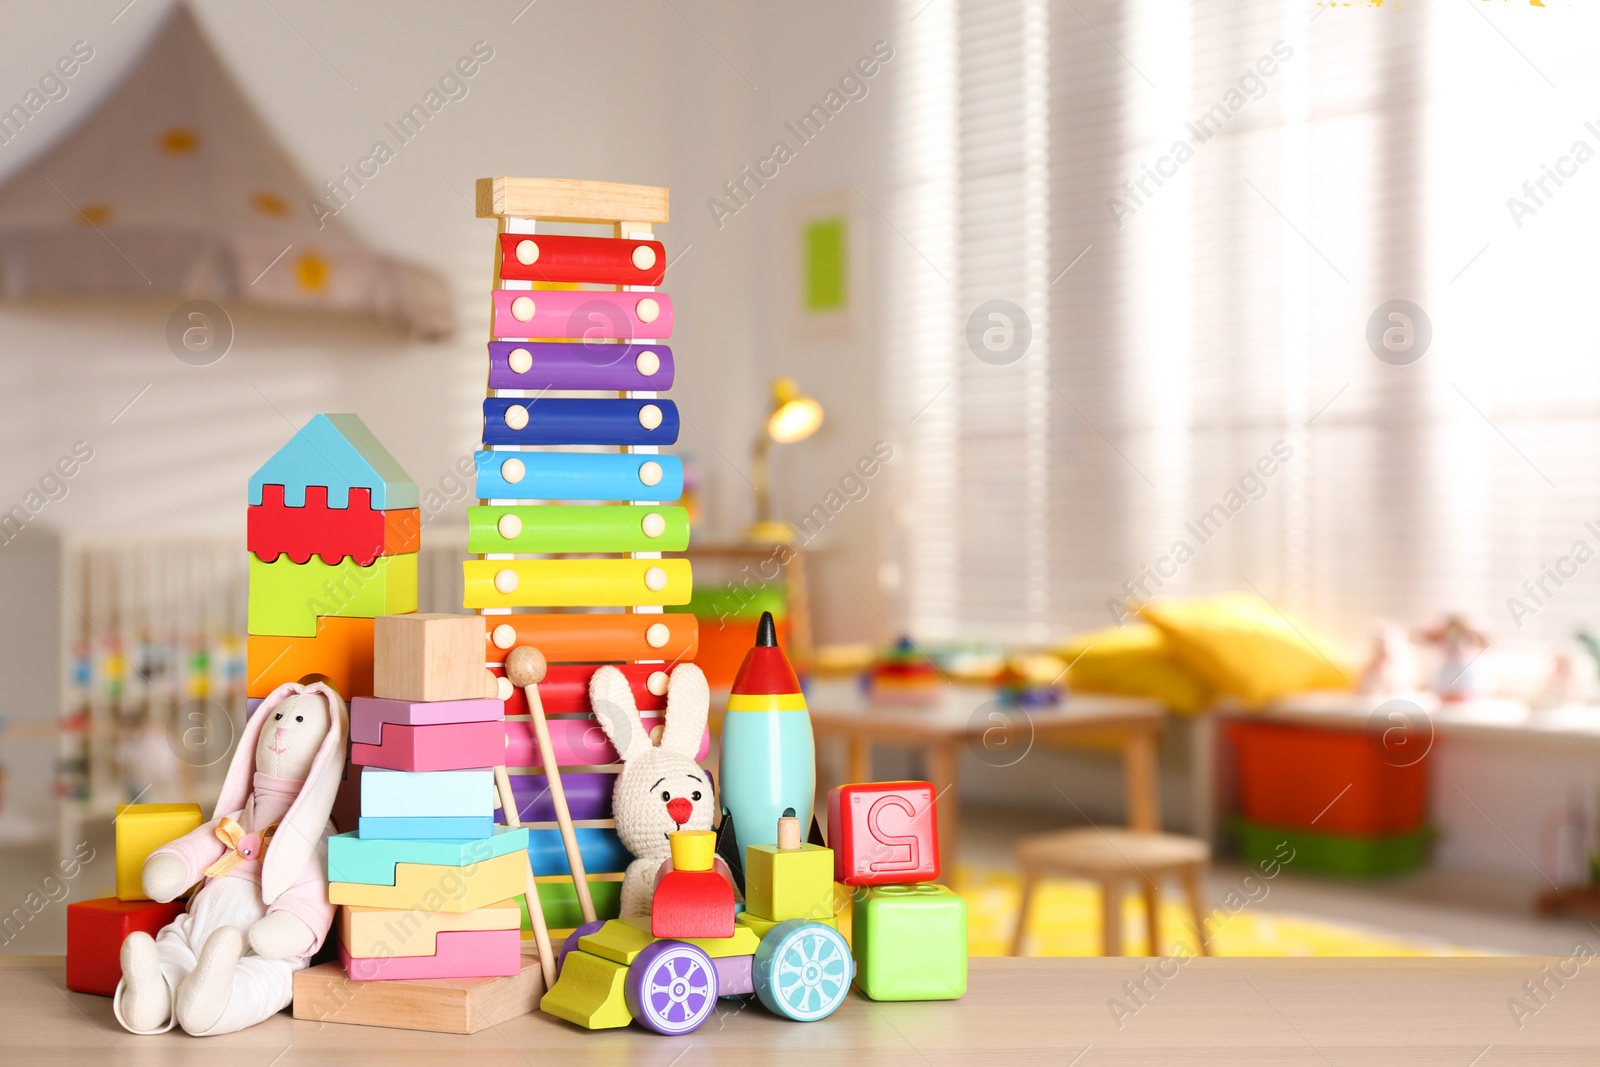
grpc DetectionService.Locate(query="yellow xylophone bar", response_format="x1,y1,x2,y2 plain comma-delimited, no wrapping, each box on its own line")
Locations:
463,558,692,609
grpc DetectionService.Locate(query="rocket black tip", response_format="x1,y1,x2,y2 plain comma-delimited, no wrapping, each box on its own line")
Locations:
756,611,777,647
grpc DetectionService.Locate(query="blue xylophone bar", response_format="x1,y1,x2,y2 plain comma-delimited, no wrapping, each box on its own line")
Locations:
474,450,684,502
482,397,680,448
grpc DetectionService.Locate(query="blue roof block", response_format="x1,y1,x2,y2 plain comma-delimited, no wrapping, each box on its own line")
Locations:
248,413,418,509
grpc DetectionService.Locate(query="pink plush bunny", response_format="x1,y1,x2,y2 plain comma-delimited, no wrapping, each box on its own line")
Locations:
114,681,346,1037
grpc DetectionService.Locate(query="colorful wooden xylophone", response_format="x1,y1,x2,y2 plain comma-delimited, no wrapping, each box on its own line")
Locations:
467,177,701,939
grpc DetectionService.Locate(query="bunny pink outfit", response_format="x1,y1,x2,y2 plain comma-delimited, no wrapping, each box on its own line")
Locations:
113,683,345,1036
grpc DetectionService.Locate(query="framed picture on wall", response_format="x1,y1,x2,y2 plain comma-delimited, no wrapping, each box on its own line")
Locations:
789,190,858,337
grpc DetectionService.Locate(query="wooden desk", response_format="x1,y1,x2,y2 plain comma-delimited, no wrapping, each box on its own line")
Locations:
6,955,1595,1063
806,681,1165,866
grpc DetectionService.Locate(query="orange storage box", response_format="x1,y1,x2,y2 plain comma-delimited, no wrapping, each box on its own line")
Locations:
1228,720,1429,836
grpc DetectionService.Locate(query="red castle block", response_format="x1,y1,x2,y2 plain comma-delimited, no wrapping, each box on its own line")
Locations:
826,781,941,887
248,484,420,567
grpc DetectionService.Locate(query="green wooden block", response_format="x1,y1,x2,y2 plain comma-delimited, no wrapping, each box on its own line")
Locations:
467,505,690,554
744,843,834,923
247,552,417,637
539,950,632,1029
852,883,967,1001
522,878,622,931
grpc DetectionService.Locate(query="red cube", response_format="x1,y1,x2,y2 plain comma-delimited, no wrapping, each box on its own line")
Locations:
66,897,185,996
827,781,941,886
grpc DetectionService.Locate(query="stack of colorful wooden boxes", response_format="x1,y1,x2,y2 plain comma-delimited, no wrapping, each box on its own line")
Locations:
64,804,200,996
1229,720,1434,876
466,177,700,929
327,614,529,979
245,413,419,706
828,780,967,1001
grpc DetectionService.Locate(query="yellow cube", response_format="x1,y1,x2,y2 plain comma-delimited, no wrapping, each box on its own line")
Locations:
114,803,203,901
743,842,834,922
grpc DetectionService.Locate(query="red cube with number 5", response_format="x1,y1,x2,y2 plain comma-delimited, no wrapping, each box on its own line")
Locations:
827,780,940,886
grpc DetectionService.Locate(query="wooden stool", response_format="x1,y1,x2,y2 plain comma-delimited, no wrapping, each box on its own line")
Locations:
1011,828,1212,957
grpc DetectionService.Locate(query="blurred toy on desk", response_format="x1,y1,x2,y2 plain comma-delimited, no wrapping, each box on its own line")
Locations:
862,636,942,705
1358,620,1421,697
1418,615,1488,702
996,653,1067,708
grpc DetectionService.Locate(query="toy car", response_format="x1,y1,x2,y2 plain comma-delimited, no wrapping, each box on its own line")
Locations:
550,914,853,1034
542,823,852,1034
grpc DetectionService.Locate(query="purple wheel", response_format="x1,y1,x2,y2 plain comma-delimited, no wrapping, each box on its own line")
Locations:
624,940,719,1035
556,920,606,978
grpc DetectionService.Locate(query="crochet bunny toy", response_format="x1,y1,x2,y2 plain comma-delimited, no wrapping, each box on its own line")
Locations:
590,662,715,916
114,681,346,1037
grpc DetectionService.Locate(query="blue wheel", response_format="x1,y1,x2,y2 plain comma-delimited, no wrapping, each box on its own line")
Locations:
752,919,853,1022
556,920,606,978
625,940,719,1035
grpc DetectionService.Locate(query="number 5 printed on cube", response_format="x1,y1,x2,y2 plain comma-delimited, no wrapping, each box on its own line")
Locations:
826,780,941,886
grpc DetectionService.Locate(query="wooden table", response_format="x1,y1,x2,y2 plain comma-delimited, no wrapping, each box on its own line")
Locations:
805,680,1166,867
7,955,1595,1064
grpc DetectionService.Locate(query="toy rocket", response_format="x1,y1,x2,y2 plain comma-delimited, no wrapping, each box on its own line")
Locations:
717,611,815,870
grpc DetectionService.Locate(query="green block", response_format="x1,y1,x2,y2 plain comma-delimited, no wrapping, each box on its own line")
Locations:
745,843,834,923
852,883,967,1001
522,878,623,931
669,583,788,622
539,950,632,1029
247,552,417,637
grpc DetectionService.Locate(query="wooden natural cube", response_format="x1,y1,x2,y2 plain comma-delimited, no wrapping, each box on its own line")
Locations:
743,841,834,923
375,613,484,702
852,883,967,1001
114,803,202,901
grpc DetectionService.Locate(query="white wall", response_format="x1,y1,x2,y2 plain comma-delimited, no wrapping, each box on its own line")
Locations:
0,1,905,830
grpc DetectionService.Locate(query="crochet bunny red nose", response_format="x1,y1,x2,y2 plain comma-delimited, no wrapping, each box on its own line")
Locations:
666,797,693,826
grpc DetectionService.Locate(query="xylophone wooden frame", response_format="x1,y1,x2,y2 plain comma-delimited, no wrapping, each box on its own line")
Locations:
473,178,675,973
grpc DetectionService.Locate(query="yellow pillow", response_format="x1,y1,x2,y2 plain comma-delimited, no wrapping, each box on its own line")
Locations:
1059,623,1216,714
1137,594,1352,707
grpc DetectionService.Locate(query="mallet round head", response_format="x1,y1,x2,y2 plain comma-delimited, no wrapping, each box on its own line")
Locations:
505,645,548,687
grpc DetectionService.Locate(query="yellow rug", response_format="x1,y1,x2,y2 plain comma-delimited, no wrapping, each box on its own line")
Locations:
957,868,1487,957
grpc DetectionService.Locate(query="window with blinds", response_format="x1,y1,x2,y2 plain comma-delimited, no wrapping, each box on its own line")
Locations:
890,0,1600,653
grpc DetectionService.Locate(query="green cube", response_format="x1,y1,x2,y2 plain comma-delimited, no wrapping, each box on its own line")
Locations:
744,843,835,922
852,883,967,1001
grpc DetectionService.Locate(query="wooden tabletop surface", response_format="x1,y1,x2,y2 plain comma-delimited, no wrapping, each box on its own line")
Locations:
6,954,1596,1064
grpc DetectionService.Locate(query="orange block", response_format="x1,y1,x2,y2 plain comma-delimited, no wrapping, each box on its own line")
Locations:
482,612,697,665
384,508,421,556
247,616,376,698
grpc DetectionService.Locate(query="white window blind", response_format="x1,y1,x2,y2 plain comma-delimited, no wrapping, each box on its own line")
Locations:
891,0,1600,652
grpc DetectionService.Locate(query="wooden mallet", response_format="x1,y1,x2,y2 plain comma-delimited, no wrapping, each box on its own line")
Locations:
486,659,556,990
506,645,598,925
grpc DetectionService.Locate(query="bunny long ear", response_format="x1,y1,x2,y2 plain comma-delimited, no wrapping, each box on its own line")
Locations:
590,666,651,762
261,683,347,905
658,663,710,760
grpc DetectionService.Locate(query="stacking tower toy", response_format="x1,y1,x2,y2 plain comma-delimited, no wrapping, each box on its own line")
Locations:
466,178,701,930
245,413,419,699
326,614,528,981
